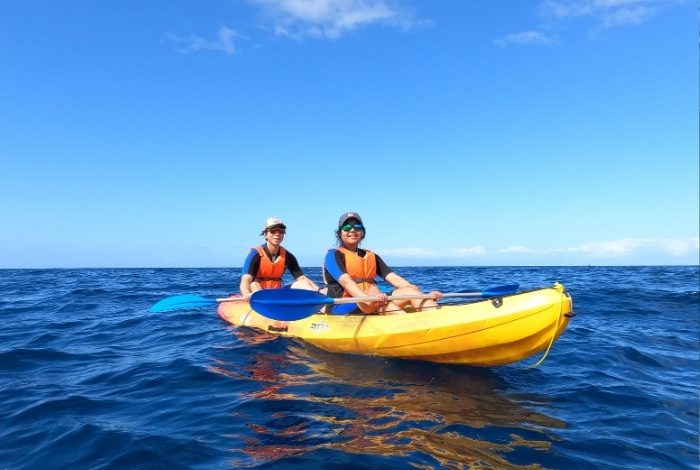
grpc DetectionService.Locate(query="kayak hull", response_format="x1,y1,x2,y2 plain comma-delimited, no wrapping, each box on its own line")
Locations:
217,285,574,367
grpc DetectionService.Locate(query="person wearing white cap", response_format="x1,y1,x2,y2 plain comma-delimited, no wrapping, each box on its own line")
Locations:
239,216,321,301
322,212,442,315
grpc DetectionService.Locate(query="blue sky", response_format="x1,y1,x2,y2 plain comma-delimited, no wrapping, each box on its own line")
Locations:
2,0,697,268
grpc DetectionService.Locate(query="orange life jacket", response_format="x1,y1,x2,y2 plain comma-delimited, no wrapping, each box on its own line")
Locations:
336,247,377,297
253,245,286,289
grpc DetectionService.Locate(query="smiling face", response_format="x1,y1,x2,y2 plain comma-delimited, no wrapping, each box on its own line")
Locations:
339,218,364,248
264,225,285,248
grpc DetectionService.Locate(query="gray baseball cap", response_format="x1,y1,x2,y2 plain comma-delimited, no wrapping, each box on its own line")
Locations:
338,212,363,229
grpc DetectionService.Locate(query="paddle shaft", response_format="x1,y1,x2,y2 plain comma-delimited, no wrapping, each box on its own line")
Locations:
213,291,497,305
331,292,491,305
248,283,519,320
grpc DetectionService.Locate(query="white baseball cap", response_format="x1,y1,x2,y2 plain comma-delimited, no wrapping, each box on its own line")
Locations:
262,216,286,233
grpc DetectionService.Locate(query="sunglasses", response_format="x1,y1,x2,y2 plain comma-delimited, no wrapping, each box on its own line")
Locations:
342,223,364,232
267,228,286,235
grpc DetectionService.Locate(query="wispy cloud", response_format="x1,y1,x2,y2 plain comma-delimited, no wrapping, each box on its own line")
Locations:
246,0,414,39
540,0,673,27
164,26,239,54
376,247,439,258
551,236,700,258
499,246,537,254
376,246,486,258
497,0,687,46
494,31,556,47
377,237,698,262
452,246,488,257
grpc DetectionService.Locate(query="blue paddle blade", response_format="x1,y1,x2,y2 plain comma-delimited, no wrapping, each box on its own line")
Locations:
149,294,217,313
482,284,519,297
250,289,333,321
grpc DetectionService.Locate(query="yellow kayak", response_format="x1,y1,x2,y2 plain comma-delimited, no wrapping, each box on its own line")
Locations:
217,283,574,367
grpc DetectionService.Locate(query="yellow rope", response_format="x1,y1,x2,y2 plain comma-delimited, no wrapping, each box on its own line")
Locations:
526,282,565,369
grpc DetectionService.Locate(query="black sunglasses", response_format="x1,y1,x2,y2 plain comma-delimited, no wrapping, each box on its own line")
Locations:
341,223,364,232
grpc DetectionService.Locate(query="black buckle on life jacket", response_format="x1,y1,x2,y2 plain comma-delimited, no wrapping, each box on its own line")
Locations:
352,278,376,284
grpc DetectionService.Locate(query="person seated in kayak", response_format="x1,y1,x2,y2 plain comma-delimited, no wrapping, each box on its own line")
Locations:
240,216,321,301
323,212,442,315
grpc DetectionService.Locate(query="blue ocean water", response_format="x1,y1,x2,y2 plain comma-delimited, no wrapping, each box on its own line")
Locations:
0,266,697,470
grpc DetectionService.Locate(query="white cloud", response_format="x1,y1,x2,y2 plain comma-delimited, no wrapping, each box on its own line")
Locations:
492,0,686,47
499,246,536,254
540,0,683,28
377,238,698,261
376,245,486,258
165,26,239,54
551,237,700,258
376,247,438,258
246,0,412,39
494,31,556,47
338,238,697,266
452,246,488,257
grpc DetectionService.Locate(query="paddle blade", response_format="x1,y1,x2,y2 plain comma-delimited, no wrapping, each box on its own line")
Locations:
149,294,217,313
250,289,332,321
482,284,519,297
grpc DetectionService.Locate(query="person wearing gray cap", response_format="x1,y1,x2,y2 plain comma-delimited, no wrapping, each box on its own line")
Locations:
322,212,442,315
239,216,321,301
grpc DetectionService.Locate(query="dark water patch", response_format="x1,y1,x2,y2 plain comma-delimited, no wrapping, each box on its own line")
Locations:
0,347,102,372
619,345,665,367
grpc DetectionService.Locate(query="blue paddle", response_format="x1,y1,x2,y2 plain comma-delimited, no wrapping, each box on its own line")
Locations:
250,284,519,321
150,284,392,313
149,294,242,313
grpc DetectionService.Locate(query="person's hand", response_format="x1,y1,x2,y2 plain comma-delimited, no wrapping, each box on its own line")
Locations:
431,291,442,301
376,292,388,304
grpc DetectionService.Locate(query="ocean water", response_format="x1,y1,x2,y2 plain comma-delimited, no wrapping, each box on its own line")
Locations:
0,266,697,470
